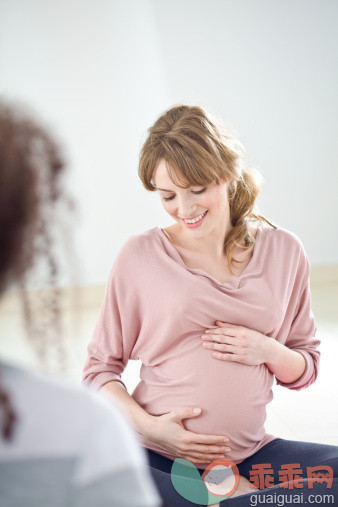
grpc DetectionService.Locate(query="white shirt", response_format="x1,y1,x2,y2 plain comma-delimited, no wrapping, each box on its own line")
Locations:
0,358,161,507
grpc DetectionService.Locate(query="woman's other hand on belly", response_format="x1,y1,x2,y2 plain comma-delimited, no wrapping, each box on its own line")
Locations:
148,406,232,464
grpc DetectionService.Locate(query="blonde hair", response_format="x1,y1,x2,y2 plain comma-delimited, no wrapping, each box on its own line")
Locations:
138,104,277,276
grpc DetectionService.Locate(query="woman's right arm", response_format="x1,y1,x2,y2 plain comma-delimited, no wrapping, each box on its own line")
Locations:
82,242,158,442
99,380,156,441
83,243,231,464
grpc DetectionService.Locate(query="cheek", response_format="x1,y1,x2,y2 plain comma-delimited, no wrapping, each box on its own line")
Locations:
207,190,226,210
202,197,215,210
162,202,176,216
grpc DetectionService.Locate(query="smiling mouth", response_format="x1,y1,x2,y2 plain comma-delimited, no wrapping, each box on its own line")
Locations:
182,210,208,224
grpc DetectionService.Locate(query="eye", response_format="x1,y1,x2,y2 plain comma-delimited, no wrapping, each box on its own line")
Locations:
162,187,207,202
193,187,207,195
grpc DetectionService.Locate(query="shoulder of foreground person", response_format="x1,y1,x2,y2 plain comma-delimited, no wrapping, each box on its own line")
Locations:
0,361,162,507
67,382,162,507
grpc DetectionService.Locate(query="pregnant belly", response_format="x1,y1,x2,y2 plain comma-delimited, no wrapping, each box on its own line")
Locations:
132,343,275,464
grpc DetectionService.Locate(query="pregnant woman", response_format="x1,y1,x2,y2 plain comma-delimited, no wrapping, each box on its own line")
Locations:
82,105,338,506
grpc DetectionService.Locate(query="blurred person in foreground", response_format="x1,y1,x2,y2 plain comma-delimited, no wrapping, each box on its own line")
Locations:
0,99,161,507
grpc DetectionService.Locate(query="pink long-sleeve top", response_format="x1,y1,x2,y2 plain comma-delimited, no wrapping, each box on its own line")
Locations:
82,222,321,469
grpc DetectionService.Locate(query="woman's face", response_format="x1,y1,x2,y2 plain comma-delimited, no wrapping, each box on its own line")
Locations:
153,159,231,237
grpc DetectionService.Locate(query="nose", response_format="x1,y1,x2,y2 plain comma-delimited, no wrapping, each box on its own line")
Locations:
168,192,201,219
178,206,199,219
172,197,193,218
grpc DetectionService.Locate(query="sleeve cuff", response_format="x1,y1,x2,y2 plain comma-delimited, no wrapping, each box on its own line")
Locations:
83,372,127,392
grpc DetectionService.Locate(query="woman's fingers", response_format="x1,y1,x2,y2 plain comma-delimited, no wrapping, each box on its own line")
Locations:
180,449,230,462
181,432,231,461
193,443,231,454
186,431,230,445
180,455,212,464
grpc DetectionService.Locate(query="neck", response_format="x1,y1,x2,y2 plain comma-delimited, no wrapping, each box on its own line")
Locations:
178,215,233,260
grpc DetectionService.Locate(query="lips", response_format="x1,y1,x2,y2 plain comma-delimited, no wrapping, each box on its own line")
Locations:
183,212,205,220
180,210,208,229
182,210,208,223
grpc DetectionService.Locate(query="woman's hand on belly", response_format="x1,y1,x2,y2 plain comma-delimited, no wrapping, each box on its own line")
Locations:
148,406,232,464
201,320,270,366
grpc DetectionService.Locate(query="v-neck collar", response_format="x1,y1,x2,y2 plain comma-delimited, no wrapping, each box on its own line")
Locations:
155,224,266,289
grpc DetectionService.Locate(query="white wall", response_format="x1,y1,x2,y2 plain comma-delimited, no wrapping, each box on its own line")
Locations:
1,0,337,286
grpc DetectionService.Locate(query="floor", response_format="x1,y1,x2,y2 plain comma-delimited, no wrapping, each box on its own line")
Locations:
0,282,337,447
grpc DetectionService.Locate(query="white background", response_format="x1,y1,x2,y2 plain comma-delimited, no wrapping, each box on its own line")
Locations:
1,0,337,286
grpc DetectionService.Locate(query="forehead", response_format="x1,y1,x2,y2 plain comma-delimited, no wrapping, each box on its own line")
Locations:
153,159,190,189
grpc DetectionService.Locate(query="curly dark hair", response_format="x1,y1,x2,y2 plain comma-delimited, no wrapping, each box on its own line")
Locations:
0,99,74,441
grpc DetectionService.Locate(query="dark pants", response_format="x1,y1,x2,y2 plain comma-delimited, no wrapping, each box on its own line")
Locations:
144,438,338,507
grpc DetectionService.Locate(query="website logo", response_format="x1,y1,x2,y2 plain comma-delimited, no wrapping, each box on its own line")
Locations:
170,458,334,505
171,458,239,505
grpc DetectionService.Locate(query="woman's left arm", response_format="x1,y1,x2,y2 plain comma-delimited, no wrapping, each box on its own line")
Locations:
264,339,307,384
202,247,321,390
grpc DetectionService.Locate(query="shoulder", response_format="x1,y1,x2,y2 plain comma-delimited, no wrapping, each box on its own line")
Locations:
0,361,144,467
0,361,161,507
261,223,310,281
260,222,306,254
112,227,159,266
0,360,124,428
